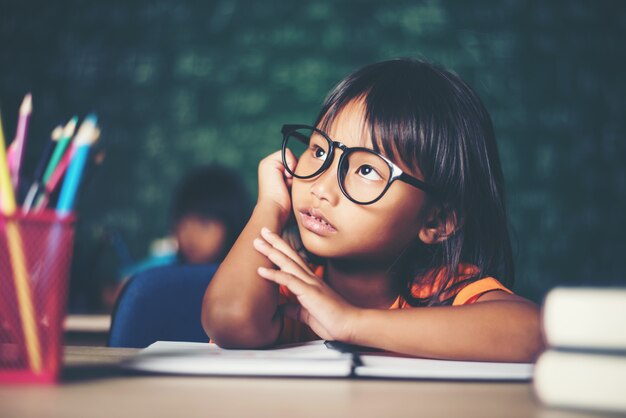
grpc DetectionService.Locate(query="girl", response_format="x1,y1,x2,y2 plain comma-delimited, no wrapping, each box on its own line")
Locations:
202,58,544,362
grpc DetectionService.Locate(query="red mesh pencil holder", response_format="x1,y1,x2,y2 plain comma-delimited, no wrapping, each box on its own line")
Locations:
0,210,75,384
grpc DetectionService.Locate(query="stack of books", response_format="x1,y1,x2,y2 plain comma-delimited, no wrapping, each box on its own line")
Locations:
534,287,626,413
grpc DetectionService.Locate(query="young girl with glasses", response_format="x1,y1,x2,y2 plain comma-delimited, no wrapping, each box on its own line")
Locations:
202,58,544,362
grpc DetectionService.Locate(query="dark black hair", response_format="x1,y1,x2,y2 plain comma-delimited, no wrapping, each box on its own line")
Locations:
311,58,514,306
170,164,251,262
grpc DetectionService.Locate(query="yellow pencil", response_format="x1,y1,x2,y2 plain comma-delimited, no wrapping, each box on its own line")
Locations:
0,110,42,373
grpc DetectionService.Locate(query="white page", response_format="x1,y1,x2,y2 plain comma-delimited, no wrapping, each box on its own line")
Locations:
124,340,353,377
355,354,533,381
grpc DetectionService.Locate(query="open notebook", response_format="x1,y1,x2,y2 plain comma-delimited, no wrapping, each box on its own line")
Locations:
123,340,534,381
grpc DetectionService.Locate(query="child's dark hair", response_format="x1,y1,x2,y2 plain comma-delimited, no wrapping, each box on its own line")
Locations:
311,58,514,306
170,164,251,262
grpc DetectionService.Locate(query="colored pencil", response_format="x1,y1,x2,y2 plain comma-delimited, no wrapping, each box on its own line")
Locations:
34,140,75,211
41,116,77,187
35,126,101,211
31,117,78,210
57,114,99,215
22,125,63,212
0,109,42,373
7,93,32,193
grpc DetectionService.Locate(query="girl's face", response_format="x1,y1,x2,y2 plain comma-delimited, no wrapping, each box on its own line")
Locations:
291,100,430,263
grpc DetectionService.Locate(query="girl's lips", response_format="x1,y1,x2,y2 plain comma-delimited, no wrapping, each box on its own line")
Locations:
299,209,337,236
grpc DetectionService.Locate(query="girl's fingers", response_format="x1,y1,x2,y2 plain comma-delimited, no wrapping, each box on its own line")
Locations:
280,303,330,340
253,230,314,278
254,244,317,285
253,238,294,269
258,267,313,294
281,303,309,324
255,247,319,285
259,227,315,276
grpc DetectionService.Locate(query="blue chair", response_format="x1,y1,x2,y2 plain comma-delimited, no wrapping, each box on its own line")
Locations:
108,263,218,348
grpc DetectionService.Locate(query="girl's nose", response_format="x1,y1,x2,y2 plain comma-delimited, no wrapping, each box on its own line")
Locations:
310,159,340,206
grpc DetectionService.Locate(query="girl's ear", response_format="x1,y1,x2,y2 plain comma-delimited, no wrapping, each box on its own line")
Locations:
418,208,457,245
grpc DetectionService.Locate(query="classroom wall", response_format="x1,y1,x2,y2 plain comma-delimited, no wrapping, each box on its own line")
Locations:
0,0,624,309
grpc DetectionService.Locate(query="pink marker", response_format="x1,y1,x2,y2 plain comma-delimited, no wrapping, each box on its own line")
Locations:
7,93,32,193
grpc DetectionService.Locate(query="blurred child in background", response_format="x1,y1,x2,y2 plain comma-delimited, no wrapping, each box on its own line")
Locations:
170,164,251,264
101,164,251,310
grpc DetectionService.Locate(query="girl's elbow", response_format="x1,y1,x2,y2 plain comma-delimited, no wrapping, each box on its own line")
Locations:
201,299,247,345
513,328,545,363
526,320,547,362
514,303,546,362
487,301,545,362
201,298,277,348
200,298,219,339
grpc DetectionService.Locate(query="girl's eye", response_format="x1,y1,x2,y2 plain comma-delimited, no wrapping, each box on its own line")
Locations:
311,145,327,160
356,165,383,181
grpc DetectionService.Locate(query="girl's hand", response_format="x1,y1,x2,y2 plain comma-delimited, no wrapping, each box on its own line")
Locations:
257,150,297,223
253,227,361,342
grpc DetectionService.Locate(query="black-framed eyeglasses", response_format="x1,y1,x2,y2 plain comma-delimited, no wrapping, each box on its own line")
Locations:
281,124,434,205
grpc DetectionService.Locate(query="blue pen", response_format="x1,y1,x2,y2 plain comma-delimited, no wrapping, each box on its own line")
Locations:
56,114,99,215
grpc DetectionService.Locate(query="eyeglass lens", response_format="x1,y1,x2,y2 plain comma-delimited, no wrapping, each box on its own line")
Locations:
284,127,393,203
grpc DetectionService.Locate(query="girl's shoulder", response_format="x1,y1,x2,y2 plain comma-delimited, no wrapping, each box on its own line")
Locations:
400,264,513,308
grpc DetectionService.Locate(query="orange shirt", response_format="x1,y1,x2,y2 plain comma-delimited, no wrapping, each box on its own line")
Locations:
277,263,512,344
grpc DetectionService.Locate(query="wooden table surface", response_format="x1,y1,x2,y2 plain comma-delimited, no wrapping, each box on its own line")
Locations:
0,346,616,418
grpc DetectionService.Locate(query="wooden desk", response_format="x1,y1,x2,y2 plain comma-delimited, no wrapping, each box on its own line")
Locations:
0,346,613,418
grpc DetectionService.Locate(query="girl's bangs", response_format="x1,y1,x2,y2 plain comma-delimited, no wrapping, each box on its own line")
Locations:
315,92,420,177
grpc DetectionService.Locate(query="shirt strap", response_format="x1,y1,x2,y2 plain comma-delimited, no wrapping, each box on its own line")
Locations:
452,277,512,306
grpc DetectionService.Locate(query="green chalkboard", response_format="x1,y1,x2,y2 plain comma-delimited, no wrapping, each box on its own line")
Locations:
1,0,625,310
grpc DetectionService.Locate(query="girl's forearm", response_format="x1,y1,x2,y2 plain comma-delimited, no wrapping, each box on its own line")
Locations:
349,300,544,362
201,202,289,348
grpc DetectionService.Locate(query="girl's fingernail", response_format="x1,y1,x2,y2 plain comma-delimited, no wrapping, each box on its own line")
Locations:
258,267,269,275
253,238,266,248
261,227,271,236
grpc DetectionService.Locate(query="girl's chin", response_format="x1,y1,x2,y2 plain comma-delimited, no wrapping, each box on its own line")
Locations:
299,229,406,265
299,233,371,262
299,230,342,258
